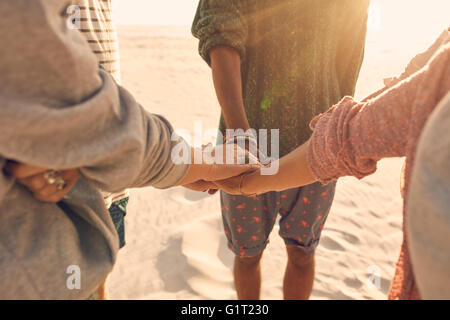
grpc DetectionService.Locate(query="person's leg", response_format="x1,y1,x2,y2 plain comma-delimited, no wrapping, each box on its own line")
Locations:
278,182,336,300
220,191,279,300
96,197,129,299
234,252,263,300
96,277,109,300
283,246,315,300
109,197,129,249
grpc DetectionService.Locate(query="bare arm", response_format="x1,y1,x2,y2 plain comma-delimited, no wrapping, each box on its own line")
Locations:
210,47,250,130
243,141,315,194
214,141,316,195
215,68,428,195
215,43,450,195
178,145,259,187
192,0,249,131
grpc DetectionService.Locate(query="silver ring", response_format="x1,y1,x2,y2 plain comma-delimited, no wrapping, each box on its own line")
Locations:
44,170,66,190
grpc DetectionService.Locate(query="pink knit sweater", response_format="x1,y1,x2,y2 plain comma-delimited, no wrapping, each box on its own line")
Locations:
307,43,450,299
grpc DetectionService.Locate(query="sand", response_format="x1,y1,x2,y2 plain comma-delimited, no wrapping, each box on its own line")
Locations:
107,6,449,300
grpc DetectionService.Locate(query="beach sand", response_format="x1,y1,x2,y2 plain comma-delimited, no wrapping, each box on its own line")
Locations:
107,6,449,299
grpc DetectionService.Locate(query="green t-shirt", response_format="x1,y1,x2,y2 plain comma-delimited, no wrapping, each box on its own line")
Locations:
192,0,370,156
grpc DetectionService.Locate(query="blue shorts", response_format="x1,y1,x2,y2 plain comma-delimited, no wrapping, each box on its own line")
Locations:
108,197,128,249
220,181,336,257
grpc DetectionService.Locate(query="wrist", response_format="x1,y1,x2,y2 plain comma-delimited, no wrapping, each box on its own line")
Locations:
224,115,251,132
178,147,209,185
225,131,260,163
240,169,261,195
225,130,257,144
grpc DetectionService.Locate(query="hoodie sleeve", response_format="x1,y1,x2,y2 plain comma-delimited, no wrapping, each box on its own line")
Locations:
0,0,190,194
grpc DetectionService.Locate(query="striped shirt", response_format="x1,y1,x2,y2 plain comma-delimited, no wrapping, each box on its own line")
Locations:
73,0,128,205
74,0,121,83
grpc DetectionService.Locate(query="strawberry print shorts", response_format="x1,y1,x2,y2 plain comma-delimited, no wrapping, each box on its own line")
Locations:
220,181,336,257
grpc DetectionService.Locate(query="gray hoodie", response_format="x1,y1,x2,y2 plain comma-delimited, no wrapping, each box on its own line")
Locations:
407,92,450,299
0,0,189,299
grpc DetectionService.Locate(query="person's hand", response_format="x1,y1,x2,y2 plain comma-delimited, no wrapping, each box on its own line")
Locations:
216,139,317,195
178,144,260,194
213,167,263,196
210,174,244,195
3,161,80,203
224,131,270,165
203,142,259,195
183,179,219,194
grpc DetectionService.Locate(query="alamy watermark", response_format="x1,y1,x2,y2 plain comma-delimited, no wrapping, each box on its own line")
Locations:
366,265,382,290
170,122,280,175
66,265,81,290
66,5,81,30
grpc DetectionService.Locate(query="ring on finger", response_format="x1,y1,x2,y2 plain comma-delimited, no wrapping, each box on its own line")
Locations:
44,169,66,190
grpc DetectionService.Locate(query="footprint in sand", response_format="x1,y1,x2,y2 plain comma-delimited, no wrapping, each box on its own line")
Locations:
326,228,361,245
379,277,392,295
180,215,235,299
319,235,346,251
343,277,363,289
155,215,235,299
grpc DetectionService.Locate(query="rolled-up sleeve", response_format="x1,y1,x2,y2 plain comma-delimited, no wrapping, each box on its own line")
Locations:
307,43,450,185
0,0,189,193
192,0,248,65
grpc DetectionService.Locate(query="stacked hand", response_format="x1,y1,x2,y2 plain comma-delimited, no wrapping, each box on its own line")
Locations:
177,143,261,194
3,143,261,203
4,161,79,203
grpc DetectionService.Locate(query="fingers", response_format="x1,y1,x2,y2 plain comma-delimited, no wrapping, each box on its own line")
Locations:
212,175,242,195
183,180,218,192
4,161,47,179
210,144,259,166
4,161,80,203
18,169,80,203
35,169,80,203
205,163,260,182
179,144,262,187
214,169,262,196
17,172,47,191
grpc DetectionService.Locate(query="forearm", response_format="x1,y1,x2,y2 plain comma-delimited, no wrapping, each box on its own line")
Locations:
210,47,250,130
176,147,208,186
177,144,260,187
243,141,317,194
